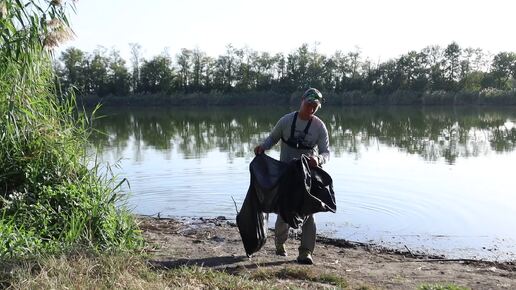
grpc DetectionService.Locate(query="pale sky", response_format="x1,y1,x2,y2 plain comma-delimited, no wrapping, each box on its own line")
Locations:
58,0,515,62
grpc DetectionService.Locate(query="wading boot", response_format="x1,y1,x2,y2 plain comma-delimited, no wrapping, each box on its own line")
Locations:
297,248,313,265
275,243,287,256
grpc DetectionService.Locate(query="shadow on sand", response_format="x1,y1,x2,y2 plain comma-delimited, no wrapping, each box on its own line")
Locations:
149,255,295,271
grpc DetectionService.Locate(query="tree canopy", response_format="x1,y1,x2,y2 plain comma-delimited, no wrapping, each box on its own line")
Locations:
54,42,516,105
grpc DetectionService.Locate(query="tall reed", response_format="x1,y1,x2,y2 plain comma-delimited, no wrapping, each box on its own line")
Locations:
0,0,142,257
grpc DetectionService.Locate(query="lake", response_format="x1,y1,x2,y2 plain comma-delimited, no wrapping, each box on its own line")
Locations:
90,105,516,261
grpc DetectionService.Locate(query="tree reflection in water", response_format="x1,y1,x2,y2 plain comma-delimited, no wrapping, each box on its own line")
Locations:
90,106,516,164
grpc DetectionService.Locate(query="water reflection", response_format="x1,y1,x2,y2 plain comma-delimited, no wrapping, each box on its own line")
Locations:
91,106,516,164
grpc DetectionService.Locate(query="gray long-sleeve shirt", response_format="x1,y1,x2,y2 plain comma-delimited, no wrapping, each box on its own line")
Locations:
261,111,330,164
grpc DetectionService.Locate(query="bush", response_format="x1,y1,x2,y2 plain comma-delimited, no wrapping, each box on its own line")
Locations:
0,0,142,257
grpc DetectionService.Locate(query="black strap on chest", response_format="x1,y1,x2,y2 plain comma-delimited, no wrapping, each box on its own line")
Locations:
281,112,314,150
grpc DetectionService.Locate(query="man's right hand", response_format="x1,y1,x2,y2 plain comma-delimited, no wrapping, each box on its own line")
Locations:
254,145,265,155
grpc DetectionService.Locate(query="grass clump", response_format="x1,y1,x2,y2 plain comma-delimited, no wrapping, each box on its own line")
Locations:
164,266,271,290
419,284,470,290
253,266,348,288
1,253,271,290
0,0,142,257
1,253,162,289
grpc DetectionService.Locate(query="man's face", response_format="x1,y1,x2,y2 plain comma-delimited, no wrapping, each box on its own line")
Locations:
300,99,320,115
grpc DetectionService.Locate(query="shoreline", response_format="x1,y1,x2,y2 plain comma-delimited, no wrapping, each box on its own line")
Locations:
137,214,516,289
76,90,516,108
138,214,516,266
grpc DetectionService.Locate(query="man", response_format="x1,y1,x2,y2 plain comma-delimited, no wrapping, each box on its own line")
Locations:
254,87,330,264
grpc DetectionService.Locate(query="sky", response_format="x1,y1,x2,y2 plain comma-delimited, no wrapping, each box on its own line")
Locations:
58,0,516,62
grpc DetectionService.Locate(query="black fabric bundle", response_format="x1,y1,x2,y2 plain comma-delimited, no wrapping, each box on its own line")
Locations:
236,154,336,257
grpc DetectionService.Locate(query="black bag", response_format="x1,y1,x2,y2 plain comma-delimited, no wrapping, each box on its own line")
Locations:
278,156,337,228
235,186,268,257
236,154,287,256
236,154,336,257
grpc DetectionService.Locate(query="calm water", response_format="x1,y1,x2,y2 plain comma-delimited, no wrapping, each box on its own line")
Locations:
90,106,516,261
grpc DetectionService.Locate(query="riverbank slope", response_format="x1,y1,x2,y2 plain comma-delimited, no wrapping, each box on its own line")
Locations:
140,216,516,289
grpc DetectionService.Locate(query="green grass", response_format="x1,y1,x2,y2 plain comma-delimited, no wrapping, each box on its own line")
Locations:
1,252,484,290
252,266,349,288
0,0,143,258
418,284,470,290
3,253,481,290
0,253,272,290
1,253,362,290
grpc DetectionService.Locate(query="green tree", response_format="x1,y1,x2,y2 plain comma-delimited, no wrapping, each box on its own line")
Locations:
191,48,207,92
59,47,87,93
395,51,429,91
203,56,216,92
459,48,486,92
213,44,237,91
462,71,484,92
274,53,288,90
108,49,131,96
285,44,310,90
139,54,175,94
442,42,462,90
491,52,516,89
345,48,364,91
321,56,337,92
254,52,275,90
129,42,143,93
420,45,444,90
234,48,252,91
306,42,325,89
86,47,110,96
176,48,192,92
331,51,351,92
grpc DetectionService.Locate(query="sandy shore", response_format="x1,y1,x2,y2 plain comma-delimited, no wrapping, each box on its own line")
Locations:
139,215,516,289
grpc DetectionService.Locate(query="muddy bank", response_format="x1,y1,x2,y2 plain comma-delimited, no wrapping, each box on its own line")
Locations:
138,215,515,289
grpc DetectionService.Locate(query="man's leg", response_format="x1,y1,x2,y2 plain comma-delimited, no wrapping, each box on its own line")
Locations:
298,214,316,264
275,214,289,256
300,214,316,252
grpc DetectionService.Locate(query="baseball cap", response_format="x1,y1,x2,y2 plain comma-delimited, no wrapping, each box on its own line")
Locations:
302,88,323,108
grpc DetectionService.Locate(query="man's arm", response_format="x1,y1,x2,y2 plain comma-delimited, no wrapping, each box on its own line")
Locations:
316,122,330,165
254,115,287,155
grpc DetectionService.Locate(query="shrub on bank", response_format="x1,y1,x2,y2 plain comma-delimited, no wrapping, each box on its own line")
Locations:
478,88,516,105
0,0,142,257
79,88,516,107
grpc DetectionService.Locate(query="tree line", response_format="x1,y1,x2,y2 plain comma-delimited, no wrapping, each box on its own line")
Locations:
54,42,516,105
